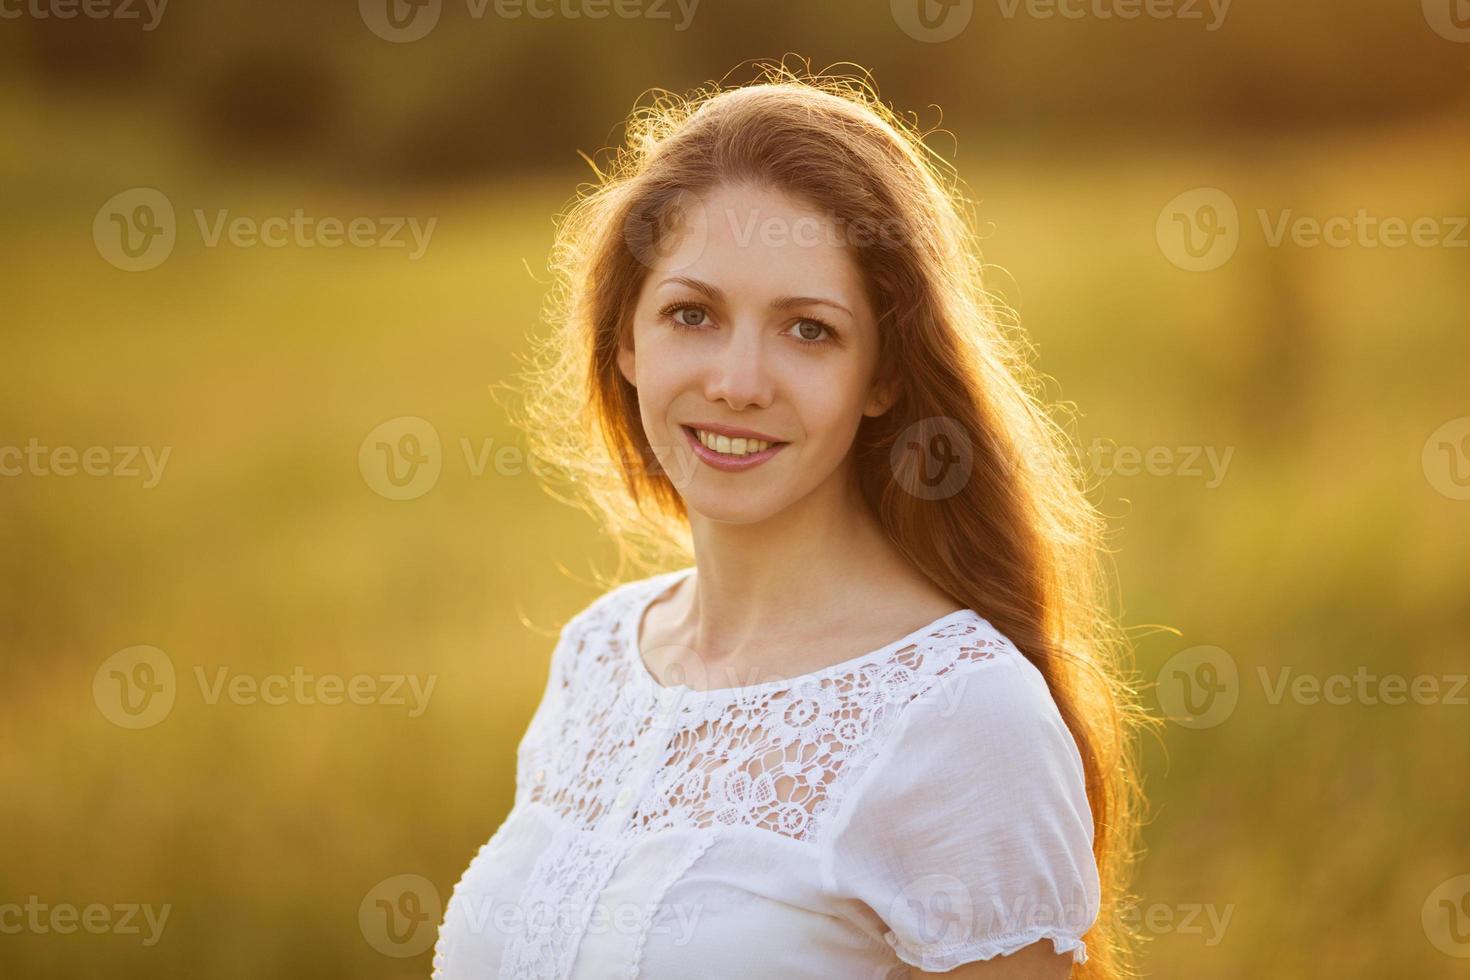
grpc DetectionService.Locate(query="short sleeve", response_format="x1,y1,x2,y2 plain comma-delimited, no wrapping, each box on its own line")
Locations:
515,580,641,772
512,602,597,798
822,645,1100,972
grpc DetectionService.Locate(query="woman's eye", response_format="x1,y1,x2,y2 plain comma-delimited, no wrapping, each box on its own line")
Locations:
673,305,706,327
789,319,832,344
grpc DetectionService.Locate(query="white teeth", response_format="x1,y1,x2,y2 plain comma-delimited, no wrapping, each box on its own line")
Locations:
694,429,773,457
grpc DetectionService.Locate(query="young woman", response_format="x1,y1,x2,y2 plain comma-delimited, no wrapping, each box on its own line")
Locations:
433,65,1150,980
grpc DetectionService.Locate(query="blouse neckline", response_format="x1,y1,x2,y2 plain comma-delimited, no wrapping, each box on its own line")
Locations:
621,565,980,699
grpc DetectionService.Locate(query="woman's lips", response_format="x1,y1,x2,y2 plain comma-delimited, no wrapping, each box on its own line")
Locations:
681,425,788,472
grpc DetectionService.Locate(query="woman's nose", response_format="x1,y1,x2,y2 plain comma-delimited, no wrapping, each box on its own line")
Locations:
704,323,774,411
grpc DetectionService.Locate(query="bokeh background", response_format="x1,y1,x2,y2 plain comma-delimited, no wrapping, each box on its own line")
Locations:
3,2,1468,977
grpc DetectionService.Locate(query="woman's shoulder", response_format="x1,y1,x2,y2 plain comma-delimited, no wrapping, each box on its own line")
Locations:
900,616,1072,754
556,566,686,646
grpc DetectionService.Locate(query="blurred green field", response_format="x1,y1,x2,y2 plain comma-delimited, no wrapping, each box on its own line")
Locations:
2,93,1468,978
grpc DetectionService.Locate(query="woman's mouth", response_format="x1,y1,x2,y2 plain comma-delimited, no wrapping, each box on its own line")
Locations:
681,425,788,471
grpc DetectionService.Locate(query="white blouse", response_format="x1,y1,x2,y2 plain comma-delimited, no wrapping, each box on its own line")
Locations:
433,566,1099,979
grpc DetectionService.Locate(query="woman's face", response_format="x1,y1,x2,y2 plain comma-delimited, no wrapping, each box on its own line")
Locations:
618,180,895,523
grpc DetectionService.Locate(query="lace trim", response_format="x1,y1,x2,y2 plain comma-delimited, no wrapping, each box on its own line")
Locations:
474,571,1019,980
888,925,1090,970
525,570,1011,847
499,827,631,979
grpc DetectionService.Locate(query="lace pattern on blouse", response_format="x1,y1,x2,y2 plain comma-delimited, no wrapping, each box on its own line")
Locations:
526,573,1006,846
437,570,1020,980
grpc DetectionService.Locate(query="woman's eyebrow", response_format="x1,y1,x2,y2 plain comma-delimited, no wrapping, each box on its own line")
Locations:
657,276,853,319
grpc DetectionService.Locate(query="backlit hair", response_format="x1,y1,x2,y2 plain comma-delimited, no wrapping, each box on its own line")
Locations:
509,58,1158,980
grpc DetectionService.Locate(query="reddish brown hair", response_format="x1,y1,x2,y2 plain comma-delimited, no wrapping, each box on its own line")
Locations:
511,59,1157,979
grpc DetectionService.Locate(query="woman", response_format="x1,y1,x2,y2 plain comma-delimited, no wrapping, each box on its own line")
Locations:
434,64,1151,979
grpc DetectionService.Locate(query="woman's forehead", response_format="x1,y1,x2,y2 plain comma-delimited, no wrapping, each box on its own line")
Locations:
646,184,872,317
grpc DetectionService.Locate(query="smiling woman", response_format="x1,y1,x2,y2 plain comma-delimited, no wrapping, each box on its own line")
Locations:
436,62,1153,980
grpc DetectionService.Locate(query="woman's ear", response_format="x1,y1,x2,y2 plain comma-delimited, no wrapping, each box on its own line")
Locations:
617,337,636,387
863,374,898,417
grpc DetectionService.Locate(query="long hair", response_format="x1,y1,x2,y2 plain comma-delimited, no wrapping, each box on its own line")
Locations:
508,59,1158,980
